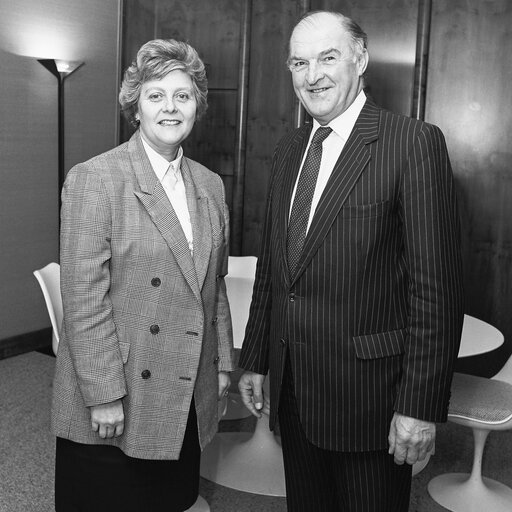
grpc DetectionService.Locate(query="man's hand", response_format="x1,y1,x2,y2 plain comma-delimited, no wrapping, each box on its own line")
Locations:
388,412,435,465
90,399,124,439
238,371,267,418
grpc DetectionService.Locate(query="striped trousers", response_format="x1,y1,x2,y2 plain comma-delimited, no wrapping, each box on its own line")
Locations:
278,356,412,511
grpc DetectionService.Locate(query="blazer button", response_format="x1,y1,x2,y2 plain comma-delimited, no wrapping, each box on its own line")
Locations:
289,293,295,302
141,369,151,380
280,338,287,346
150,324,160,335
212,316,218,325
213,356,220,365
151,277,161,287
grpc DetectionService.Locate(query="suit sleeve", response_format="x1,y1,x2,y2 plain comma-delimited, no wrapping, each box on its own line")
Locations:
60,164,127,407
395,123,464,422
213,174,235,372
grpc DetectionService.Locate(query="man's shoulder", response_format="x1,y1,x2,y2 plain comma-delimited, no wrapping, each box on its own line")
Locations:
374,103,442,137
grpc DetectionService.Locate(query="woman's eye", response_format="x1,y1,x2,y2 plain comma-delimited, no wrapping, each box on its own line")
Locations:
176,93,190,101
148,93,162,101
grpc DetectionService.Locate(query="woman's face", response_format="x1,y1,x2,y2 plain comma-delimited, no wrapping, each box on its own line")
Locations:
137,69,197,160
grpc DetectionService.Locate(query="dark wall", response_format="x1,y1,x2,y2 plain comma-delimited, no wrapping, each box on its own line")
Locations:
122,0,512,375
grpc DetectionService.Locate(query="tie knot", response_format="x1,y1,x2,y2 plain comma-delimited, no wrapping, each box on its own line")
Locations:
311,127,332,146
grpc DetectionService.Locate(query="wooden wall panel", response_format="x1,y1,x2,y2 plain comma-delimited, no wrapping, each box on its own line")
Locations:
426,0,512,374
241,0,302,256
156,0,241,89
121,0,156,143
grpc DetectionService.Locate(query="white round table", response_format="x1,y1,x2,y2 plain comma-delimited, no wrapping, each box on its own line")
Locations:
457,314,504,358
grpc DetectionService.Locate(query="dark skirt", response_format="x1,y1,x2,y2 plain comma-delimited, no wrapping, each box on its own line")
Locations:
55,402,200,512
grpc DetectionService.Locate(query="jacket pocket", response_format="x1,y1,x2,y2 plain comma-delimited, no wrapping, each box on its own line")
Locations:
341,200,391,219
353,328,406,359
119,341,130,364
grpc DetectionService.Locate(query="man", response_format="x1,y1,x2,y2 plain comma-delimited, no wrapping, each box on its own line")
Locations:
238,10,464,512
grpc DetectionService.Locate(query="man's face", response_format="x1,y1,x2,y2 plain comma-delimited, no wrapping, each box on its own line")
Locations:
288,15,368,125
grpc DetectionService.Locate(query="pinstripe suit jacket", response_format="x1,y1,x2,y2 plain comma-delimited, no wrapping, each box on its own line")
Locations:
238,100,464,452
51,131,234,460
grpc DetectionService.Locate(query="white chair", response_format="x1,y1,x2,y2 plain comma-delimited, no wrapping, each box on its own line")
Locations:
33,262,62,355
200,255,287,496
184,496,209,512
428,355,512,512
221,255,257,420
33,263,210,511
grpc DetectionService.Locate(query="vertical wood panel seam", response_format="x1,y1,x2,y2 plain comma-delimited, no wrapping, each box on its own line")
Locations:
412,0,432,120
232,0,252,255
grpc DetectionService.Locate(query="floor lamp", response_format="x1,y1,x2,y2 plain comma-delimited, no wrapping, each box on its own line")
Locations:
37,59,83,214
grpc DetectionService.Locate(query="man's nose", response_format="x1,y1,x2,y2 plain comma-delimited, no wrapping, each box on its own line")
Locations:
306,60,323,84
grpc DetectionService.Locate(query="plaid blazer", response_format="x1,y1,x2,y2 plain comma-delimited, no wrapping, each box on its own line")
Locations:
51,131,234,460
239,100,464,452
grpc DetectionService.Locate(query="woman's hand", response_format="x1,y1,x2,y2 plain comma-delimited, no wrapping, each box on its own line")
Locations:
90,399,125,439
218,371,231,400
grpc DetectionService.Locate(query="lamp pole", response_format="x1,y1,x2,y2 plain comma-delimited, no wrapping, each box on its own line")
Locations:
38,59,83,211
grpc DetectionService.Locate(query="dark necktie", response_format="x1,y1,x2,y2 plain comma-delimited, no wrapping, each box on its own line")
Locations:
287,126,332,279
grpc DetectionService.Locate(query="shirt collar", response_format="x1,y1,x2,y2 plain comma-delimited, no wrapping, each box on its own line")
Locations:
312,89,367,142
140,136,184,183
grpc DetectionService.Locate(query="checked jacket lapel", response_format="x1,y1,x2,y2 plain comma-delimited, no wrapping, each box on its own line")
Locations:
181,157,212,291
130,133,202,303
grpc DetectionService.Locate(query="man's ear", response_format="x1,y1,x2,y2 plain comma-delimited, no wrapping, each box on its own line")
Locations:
357,49,369,76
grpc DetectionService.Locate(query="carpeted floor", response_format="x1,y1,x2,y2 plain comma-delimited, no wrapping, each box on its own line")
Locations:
1,351,511,511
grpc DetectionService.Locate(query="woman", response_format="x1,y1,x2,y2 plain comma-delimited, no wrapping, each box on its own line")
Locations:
52,39,234,511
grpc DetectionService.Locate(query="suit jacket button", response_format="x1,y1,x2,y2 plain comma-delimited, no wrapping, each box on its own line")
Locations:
151,277,161,287
212,316,218,325
150,324,160,335
141,369,151,380
213,356,220,365
289,293,295,302
280,338,287,346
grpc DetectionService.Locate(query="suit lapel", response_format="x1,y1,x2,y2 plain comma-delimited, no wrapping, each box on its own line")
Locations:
277,125,312,284
181,158,212,290
291,101,380,284
130,133,201,301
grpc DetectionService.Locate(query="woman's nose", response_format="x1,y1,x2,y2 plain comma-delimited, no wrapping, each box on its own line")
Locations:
163,96,177,112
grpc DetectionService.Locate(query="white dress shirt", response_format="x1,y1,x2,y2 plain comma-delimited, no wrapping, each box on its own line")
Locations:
141,139,194,254
290,90,367,232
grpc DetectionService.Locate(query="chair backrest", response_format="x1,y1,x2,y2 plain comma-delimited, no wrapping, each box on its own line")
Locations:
33,262,62,355
225,256,257,349
493,354,512,385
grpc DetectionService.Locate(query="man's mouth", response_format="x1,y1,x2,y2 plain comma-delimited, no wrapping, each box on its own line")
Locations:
309,87,329,94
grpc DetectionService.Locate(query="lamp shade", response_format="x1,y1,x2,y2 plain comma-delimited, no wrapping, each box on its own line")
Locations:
38,58,83,80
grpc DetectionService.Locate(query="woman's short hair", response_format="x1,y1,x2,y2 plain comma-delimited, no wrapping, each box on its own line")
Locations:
119,39,208,127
